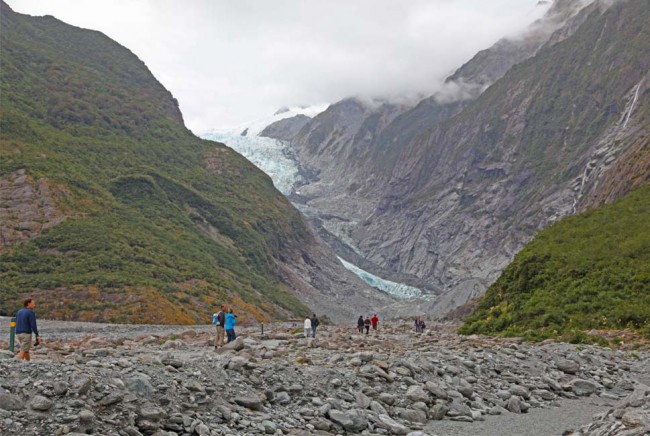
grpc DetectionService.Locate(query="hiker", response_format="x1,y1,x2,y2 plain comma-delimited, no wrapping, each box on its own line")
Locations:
304,316,312,338
357,316,364,333
420,319,426,333
310,313,319,338
225,308,237,343
371,314,379,331
364,316,371,335
15,298,40,361
212,305,226,348
415,316,421,333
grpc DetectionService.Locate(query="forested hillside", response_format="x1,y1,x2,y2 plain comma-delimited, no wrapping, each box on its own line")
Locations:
0,2,317,323
460,183,650,340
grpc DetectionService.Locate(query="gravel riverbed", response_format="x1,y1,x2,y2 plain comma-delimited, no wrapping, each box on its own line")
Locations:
0,317,648,435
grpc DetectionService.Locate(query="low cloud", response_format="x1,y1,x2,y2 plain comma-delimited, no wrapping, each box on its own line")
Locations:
10,0,550,132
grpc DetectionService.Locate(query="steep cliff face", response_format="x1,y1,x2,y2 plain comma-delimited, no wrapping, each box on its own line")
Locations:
264,0,649,316
363,0,649,314
0,1,391,322
259,114,311,142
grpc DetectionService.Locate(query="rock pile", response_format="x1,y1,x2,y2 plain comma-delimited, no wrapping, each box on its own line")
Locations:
0,322,648,435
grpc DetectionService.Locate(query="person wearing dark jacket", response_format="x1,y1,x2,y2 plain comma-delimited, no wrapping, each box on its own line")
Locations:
364,316,371,334
357,316,364,334
15,298,40,361
310,314,320,338
212,305,226,348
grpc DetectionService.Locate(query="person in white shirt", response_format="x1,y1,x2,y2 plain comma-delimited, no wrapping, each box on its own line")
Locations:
304,317,312,338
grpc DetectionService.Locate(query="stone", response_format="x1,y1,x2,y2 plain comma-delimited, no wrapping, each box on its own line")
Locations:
556,359,580,374
79,410,94,422
569,379,602,396
124,375,155,396
98,393,123,406
261,420,277,434
406,385,430,403
430,404,449,420
30,395,54,411
378,414,409,434
0,393,24,411
396,407,427,423
507,396,523,414
234,396,263,411
425,381,449,400
53,381,69,396
327,409,368,432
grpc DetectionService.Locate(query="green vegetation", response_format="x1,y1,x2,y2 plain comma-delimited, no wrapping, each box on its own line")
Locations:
460,184,650,340
0,2,310,323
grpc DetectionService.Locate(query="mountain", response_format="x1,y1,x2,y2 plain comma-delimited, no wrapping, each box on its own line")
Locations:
446,0,593,87
262,0,649,315
459,183,650,339
0,2,391,323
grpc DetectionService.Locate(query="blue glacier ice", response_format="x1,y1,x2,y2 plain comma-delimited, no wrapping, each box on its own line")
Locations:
338,257,424,300
202,132,300,195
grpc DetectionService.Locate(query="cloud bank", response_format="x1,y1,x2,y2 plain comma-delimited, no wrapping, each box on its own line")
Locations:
10,0,550,132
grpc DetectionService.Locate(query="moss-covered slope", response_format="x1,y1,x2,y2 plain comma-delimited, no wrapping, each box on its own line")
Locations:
460,184,650,340
0,2,311,323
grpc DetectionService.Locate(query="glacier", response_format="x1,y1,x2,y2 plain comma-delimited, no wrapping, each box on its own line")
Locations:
202,132,301,195
200,106,426,301
337,257,424,300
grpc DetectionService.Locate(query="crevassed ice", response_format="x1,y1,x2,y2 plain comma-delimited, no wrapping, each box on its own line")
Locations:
202,132,301,195
338,257,423,300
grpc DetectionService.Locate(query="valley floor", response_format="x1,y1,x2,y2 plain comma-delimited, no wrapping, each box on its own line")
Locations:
0,317,648,435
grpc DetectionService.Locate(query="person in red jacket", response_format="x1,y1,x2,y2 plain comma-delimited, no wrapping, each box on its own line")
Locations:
371,314,379,331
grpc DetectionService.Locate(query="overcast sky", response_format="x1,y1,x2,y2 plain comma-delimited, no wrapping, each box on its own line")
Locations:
9,0,550,133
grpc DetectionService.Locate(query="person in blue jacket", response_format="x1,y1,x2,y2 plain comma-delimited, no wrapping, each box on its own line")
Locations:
15,298,40,361
225,308,237,343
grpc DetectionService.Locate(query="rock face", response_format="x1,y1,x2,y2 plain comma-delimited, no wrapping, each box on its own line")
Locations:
0,169,69,251
0,318,648,435
264,0,650,316
260,114,311,142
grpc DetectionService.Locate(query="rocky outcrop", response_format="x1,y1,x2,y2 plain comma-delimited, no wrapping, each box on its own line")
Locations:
259,114,311,142
0,169,69,251
574,74,650,212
